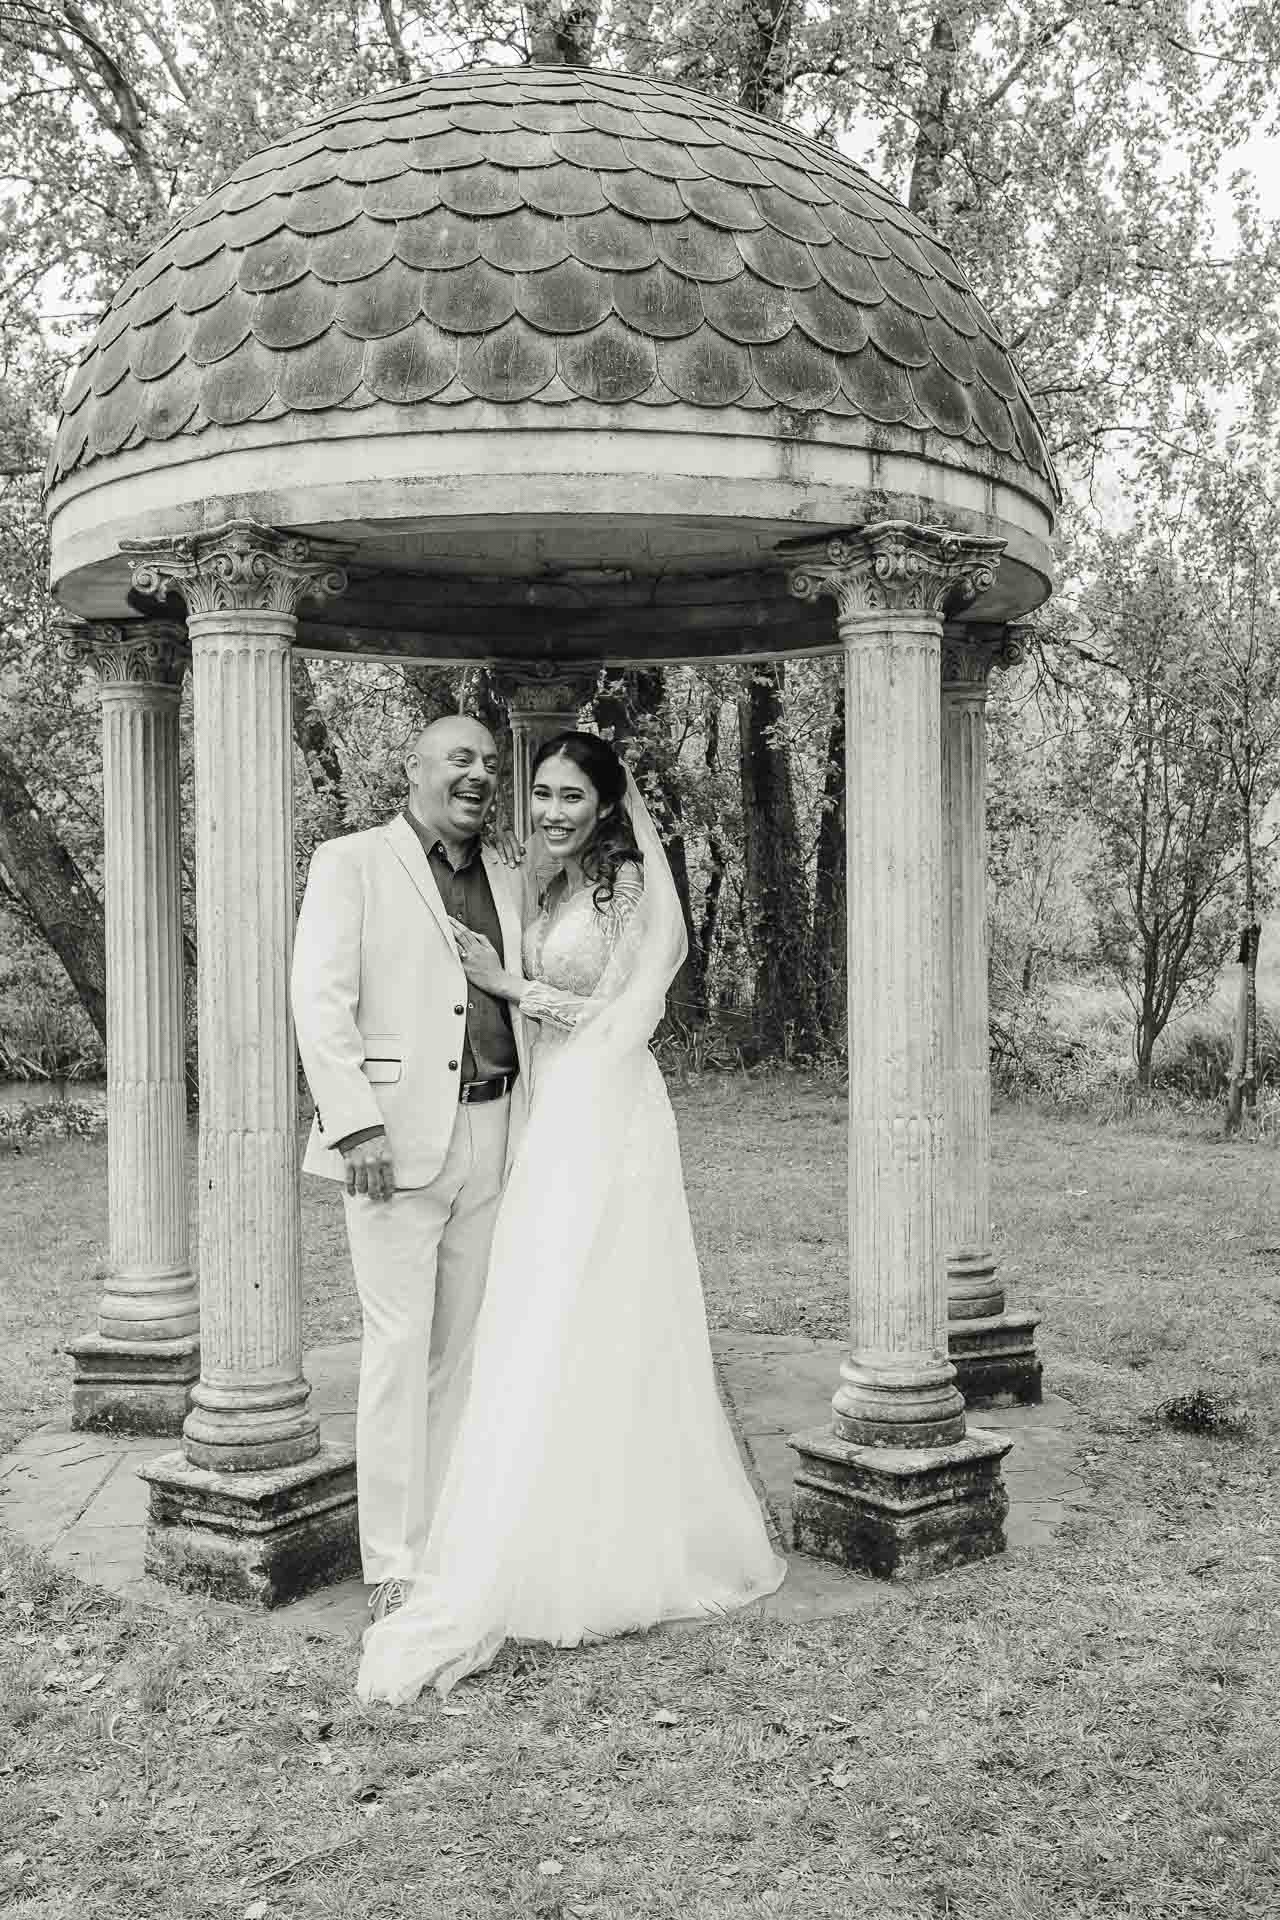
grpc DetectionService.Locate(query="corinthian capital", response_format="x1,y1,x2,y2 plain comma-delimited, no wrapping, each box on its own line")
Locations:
787,521,1006,622
940,622,1027,688
121,520,349,620
491,664,598,718
57,618,189,688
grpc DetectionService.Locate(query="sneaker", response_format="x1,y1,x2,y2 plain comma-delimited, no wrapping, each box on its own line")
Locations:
368,1577,409,1623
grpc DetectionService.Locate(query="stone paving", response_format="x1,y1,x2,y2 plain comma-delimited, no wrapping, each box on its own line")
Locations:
0,1332,1089,1643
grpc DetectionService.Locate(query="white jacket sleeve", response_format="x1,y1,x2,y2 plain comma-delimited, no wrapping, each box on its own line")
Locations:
291,839,383,1149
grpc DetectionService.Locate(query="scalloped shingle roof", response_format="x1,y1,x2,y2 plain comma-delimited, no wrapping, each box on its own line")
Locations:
47,65,1057,497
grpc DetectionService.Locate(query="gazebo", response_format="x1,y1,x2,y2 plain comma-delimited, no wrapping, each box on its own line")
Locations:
45,63,1055,1605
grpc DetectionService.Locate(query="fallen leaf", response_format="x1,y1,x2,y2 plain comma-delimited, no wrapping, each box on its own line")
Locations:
538,1860,564,1876
244,1903,268,1920
653,1709,681,1726
440,1704,470,1718
80,1672,106,1694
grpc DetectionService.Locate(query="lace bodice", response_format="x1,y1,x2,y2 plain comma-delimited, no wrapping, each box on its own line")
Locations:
521,862,645,1030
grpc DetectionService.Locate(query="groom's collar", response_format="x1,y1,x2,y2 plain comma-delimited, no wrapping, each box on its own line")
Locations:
400,807,481,873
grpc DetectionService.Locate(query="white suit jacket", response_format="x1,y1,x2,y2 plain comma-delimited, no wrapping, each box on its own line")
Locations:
291,815,529,1188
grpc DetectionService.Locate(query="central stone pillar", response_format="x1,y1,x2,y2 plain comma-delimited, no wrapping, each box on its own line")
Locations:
941,626,1042,1407
121,522,359,1606
61,620,198,1434
493,666,596,840
785,523,1012,1579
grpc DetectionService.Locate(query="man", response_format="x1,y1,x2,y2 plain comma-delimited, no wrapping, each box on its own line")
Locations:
291,715,527,1623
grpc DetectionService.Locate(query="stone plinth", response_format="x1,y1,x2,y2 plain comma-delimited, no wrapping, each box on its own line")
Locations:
947,1311,1043,1407
788,1425,1012,1579
139,1443,359,1607
786,523,1015,1575
941,627,1042,1408
61,620,198,1434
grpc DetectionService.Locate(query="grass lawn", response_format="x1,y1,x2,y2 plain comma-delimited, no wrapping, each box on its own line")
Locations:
2,1079,1279,1919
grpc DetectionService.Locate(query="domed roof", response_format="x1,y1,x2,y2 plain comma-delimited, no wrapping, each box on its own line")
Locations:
48,64,1056,500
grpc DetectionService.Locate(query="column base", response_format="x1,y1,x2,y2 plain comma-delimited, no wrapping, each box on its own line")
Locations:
788,1425,1012,1581
138,1442,359,1608
949,1311,1043,1409
69,1331,200,1436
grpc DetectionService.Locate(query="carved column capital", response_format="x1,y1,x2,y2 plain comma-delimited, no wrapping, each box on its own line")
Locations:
787,522,1006,624
491,663,598,718
121,520,349,620
58,618,189,690
940,623,1026,691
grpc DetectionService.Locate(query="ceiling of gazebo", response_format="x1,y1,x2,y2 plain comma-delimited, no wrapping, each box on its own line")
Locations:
45,64,1058,649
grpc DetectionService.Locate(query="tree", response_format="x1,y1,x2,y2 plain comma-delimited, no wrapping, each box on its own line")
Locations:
1176,454,1280,1126
1064,530,1242,1087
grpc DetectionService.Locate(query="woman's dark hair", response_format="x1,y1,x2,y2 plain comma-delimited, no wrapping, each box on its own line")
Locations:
530,730,643,908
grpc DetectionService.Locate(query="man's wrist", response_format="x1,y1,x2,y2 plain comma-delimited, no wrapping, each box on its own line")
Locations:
333,1124,386,1156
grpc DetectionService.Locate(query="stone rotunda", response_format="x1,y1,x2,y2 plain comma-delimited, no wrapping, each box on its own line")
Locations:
45,62,1055,1604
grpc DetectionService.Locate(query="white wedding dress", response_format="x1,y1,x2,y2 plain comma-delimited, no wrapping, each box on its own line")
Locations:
357,782,786,1704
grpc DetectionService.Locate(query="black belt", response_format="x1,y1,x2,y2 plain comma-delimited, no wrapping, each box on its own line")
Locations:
459,1073,517,1105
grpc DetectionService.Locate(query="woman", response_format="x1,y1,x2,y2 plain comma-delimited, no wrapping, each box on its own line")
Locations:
357,732,785,1703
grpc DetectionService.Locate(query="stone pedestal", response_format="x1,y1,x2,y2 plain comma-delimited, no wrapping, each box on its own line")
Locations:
786,522,1014,1578
61,621,198,1434
941,627,1041,1408
125,522,359,1603
790,1425,1012,1579
493,666,595,841
139,1443,359,1607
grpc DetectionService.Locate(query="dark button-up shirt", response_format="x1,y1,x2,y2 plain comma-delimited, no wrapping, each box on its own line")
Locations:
329,816,517,1156
404,810,517,1085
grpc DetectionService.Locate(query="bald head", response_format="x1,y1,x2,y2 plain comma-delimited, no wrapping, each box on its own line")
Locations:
405,713,500,855
407,714,496,762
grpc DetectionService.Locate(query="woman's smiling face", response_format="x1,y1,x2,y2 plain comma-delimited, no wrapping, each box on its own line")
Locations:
531,754,603,862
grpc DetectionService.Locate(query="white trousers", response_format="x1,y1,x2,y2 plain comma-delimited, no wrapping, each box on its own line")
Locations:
342,1094,510,1583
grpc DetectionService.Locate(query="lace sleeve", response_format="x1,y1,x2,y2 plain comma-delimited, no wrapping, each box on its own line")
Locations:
521,864,646,1030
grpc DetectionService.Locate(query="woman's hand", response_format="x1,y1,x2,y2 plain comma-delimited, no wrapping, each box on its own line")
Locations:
488,823,525,868
448,918,517,998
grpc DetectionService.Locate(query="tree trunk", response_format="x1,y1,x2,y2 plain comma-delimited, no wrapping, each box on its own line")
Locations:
526,0,600,65
738,0,794,116
592,668,704,1019
0,736,107,1040
908,12,960,216
738,664,816,1055
290,656,346,821
811,690,846,1044
1226,921,1260,1133
1135,1017,1155,1091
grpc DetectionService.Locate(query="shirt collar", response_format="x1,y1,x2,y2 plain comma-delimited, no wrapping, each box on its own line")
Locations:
402,807,480,871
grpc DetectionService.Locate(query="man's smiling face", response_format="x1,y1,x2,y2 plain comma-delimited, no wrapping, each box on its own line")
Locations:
405,716,500,847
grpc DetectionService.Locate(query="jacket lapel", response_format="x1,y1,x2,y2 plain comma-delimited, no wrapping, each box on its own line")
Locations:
383,815,455,951
481,845,524,975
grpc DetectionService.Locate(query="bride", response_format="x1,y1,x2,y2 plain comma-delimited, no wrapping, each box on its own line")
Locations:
356,730,786,1703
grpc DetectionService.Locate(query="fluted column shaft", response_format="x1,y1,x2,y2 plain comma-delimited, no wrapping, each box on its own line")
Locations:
941,642,1002,1319
789,523,1005,1448
60,620,198,1434
98,636,194,1335
126,522,348,1472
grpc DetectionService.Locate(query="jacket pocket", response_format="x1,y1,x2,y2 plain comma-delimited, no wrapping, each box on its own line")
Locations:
360,1056,403,1084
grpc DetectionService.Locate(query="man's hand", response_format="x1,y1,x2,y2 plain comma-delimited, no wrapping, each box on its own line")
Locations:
343,1134,396,1202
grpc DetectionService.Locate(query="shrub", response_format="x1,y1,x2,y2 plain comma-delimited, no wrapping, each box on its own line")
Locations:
1151,1387,1253,1437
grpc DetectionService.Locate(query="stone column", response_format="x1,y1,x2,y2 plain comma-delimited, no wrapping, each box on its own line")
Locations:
784,522,1012,1580
941,626,1042,1407
61,620,199,1434
493,666,596,840
120,521,359,1607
